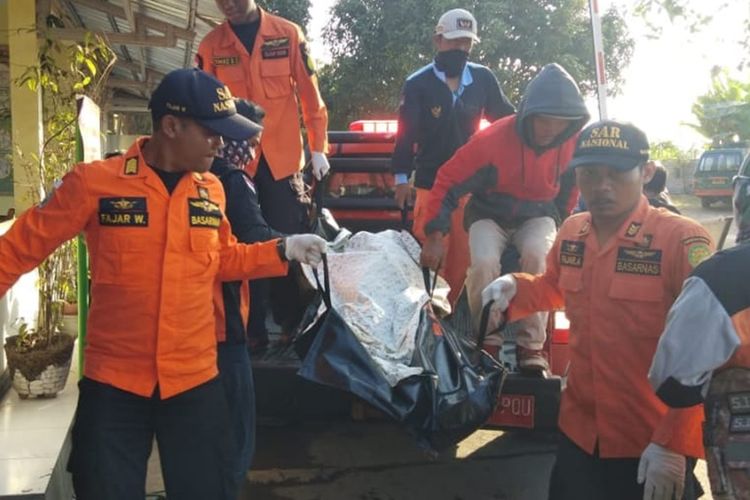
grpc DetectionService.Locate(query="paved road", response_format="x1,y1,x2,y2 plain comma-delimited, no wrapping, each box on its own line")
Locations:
675,195,735,248
245,420,557,500
243,419,711,500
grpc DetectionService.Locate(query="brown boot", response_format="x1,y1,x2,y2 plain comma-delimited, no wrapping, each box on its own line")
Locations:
516,345,550,377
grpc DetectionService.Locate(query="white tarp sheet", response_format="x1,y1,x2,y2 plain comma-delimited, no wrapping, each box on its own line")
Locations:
303,230,451,386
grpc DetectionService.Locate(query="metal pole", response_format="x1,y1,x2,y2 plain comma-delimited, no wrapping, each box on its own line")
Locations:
589,0,609,120
75,100,89,377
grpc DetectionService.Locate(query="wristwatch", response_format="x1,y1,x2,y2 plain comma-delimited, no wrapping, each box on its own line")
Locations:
276,238,288,261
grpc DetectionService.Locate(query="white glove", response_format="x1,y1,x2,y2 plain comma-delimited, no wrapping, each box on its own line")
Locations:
481,275,517,312
285,234,327,266
311,152,331,181
637,443,686,500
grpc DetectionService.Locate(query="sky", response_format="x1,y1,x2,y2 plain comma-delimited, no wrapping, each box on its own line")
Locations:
307,1,748,151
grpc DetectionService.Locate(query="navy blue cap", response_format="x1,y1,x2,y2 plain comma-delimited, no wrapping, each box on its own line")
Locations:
569,120,650,171
148,68,260,141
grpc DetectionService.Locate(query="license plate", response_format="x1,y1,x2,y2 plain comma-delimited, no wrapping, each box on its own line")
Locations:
489,394,535,429
712,178,726,185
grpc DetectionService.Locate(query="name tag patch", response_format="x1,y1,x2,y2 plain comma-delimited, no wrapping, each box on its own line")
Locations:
560,240,584,268
213,56,240,66
261,37,290,59
98,197,148,227
188,198,221,228
615,247,662,276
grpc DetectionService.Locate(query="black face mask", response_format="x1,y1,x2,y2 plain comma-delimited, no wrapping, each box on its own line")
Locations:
434,49,469,78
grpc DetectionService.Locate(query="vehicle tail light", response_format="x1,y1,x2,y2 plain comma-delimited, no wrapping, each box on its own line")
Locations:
348,120,398,133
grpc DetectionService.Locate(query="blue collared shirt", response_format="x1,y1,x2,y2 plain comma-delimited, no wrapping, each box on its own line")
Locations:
392,61,515,189
432,63,474,104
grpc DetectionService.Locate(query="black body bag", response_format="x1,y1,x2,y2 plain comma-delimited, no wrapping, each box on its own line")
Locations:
294,256,506,451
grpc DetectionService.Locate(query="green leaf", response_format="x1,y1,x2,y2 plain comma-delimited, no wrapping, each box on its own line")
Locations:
85,58,97,77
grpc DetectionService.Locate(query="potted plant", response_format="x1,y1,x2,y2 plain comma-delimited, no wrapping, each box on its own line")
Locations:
2,31,114,398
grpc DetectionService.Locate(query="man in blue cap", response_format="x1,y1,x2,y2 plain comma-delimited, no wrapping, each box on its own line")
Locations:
0,68,327,500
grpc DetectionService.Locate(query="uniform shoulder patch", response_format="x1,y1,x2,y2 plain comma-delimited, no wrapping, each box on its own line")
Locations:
124,157,138,175
625,221,642,237
687,241,711,268
683,235,711,246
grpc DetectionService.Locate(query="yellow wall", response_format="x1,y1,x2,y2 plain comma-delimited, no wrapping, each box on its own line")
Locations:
8,0,42,214
0,0,12,214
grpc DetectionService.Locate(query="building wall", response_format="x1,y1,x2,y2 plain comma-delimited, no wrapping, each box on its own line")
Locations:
0,1,12,215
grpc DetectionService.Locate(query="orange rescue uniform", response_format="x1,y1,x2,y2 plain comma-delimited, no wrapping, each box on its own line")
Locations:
197,9,328,180
508,196,712,458
0,138,288,399
412,188,469,305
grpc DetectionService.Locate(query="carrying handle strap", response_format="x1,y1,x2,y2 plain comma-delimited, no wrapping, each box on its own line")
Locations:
307,165,330,221
401,206,410,232
477,300,503,347
421,264,440,299
311,253,332,309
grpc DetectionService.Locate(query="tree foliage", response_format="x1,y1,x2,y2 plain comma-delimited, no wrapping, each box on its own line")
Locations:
650,140,698,162
259,0,311,28
11,33,115,346
632,0,718,34
319,0,634,128
689,69,750,144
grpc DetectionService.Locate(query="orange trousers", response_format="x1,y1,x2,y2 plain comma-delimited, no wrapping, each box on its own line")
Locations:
413,188,470,306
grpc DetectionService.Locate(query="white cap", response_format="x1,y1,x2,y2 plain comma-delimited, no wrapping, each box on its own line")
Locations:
435,8,479,42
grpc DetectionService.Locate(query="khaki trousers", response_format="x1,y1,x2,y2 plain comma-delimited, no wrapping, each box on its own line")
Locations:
466,217,556,350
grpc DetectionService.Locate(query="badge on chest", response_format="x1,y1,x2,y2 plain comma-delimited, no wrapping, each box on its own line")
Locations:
560,240,584,268
615,247,662,276
98,197,149,227
188,198,222,228
261,37,290,59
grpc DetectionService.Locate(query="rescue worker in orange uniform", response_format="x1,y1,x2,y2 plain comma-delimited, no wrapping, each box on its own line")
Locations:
197,0,329,338
391,8,515,304
197,0,329,223
0,68,327,500
483,121,711,500
649,174,750,499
